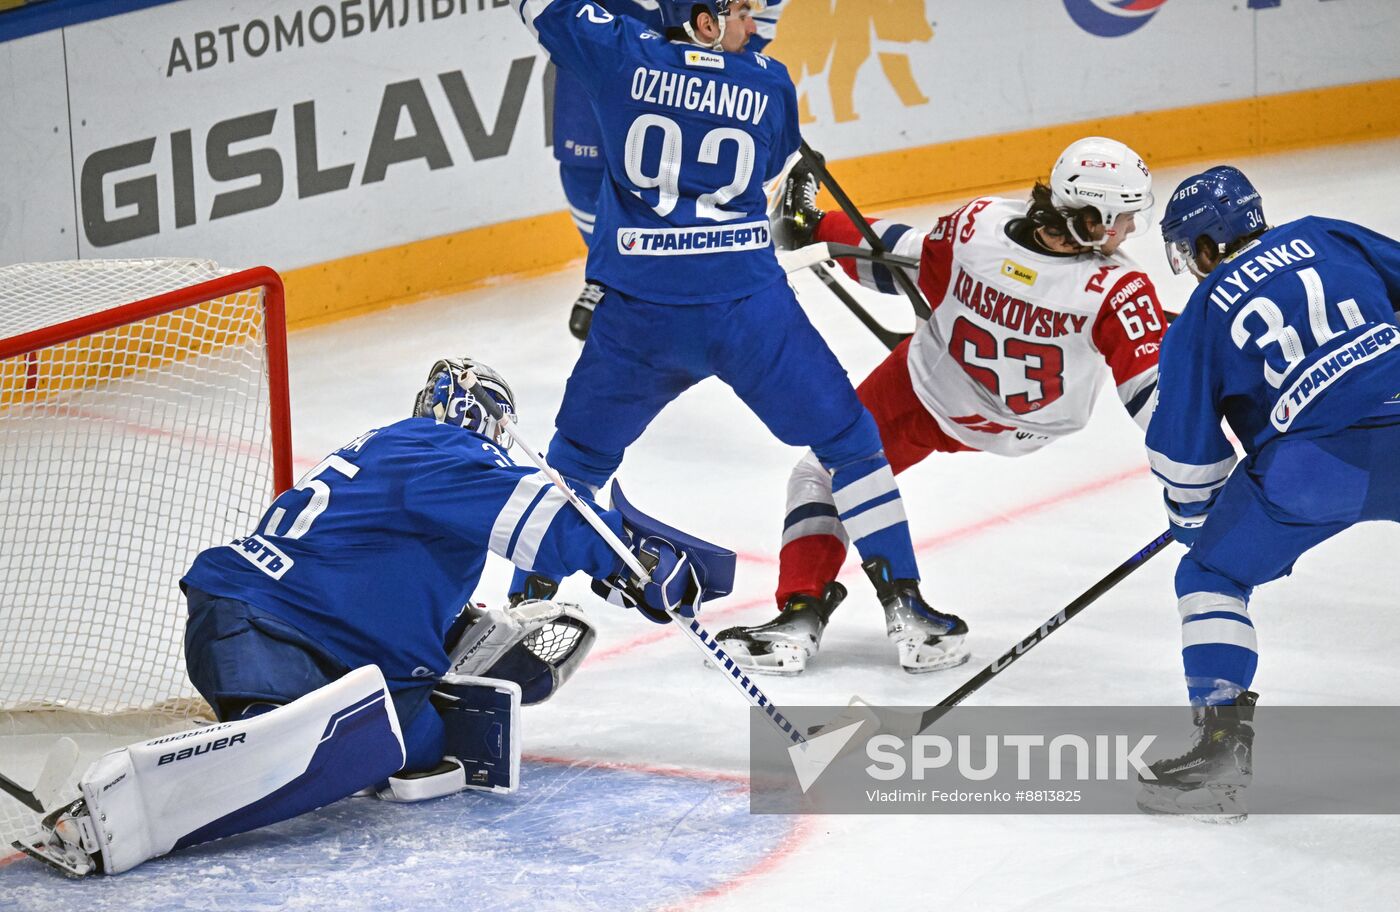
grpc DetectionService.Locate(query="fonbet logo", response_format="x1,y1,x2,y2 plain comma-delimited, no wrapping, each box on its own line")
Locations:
1063,0,1169,38
766,0,934,124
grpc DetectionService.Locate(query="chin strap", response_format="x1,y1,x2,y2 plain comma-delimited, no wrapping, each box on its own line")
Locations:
684,11,727,49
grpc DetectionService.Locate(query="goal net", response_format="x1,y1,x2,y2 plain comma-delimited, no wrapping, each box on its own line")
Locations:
0,258,291,852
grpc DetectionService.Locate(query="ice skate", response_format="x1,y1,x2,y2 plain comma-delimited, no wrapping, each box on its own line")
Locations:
1137,691,1256,823
863,558,969,673
569,280,605,341
769,158,825,250
13,798,102,877
716,582,846,676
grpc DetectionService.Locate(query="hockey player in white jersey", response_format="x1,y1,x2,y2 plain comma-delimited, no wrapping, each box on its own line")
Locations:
718,137,1167,674
12,357,729,877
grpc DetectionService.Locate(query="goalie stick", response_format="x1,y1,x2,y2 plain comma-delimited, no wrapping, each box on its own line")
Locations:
812,530,1176,738
464,373,808,747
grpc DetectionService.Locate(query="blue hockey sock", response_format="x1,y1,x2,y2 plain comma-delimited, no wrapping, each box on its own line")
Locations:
1178,592,1258,706
827,453,918,581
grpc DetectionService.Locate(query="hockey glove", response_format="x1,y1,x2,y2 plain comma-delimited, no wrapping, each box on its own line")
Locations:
592,536,702,624
1164,493,1211,548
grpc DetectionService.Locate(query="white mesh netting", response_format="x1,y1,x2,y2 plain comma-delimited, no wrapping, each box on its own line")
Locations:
0,258,286,854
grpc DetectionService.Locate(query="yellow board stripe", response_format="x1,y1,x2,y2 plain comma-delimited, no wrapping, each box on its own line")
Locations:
281,77,1400,330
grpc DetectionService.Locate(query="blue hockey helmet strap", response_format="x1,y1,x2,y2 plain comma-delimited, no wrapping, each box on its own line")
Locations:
1161,166,1267,277
658,0,730,49
413,357,518,448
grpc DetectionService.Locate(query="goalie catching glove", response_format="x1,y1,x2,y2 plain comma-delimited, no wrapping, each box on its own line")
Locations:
446,598,596,704
591,480,737,625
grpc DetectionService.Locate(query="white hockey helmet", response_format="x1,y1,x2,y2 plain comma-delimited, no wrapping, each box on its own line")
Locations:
1049,137,1155,248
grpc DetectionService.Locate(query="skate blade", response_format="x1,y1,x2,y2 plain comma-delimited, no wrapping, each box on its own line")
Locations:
1136,784,1248,823
12,839,97,878
896,637,970,674
710,641,809,677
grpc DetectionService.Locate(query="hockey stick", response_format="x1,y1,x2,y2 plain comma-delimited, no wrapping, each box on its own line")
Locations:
799,141,933,321
914,528,1175,732
776,243,914,349
810,262,910,352
812,530,1175,739
0,737,79,814
465,373,808,746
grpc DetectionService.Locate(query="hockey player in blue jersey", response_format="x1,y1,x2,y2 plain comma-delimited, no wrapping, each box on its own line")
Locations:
1137,167,1400,817
16,357,726,877
552,0,786,339
509,0,967,672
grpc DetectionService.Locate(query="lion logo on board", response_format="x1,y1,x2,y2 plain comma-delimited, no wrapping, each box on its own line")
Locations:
766,0,934,124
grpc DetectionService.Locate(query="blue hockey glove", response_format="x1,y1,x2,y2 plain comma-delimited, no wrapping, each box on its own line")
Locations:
591,536,701,625
1165,493,1211,548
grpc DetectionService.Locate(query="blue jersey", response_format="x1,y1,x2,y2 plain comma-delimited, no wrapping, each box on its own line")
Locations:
182,418,623,693
551,0,786,166
1147,217,1400,516
519,0,802,304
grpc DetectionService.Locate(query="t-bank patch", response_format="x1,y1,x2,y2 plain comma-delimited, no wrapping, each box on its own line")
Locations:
684,49,725,69
1001,260,1038,286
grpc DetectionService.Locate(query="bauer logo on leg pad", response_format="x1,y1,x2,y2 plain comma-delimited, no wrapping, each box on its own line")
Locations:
610,480,735,600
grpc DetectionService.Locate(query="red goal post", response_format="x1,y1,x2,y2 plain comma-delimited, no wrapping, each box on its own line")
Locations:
0,259,292,722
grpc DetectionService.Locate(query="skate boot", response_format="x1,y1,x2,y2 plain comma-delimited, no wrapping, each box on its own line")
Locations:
508,573,559,607
569,280,605,341
716,582,847,676
14,797,103,877
769,157,826,251
1137,691,1257,822
863,558,969,673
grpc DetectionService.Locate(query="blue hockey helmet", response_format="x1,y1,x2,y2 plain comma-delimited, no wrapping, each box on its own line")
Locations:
413,357,517,448
1161,166,1266,277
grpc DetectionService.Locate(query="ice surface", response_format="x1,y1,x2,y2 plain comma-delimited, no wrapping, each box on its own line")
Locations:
5,140,1400,910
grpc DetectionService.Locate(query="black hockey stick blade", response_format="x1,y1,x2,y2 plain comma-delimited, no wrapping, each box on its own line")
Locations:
914,529,1175,734
799,141,933,321
0,772,45,813
811,262,911,352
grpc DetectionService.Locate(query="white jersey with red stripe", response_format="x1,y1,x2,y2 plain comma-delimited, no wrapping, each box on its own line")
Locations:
887,197,1164,456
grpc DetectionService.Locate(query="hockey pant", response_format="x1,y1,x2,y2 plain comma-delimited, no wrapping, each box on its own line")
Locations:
184,588,448,772
560,161,603,243
545,277,925,584
777,337,975,606
1173,416,1400,705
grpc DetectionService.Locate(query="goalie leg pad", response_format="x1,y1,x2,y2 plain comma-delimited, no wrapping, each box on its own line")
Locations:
77,665,405,874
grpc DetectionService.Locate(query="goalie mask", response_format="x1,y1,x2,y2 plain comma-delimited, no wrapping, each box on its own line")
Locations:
413,357,517,449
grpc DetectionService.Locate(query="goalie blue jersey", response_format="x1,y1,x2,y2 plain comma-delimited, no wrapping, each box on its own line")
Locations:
1147,217,1400,510
519,0,803,305
182,419,624,693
